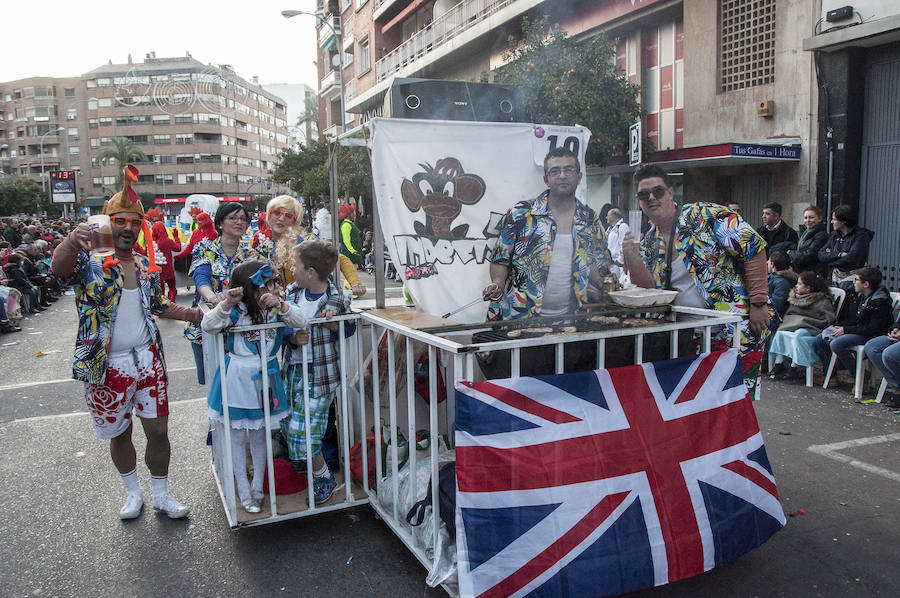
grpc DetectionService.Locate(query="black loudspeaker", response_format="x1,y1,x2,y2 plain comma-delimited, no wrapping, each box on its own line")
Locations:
384,78,521,122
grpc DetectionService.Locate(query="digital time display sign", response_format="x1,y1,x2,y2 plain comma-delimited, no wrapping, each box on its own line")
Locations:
50,170,77,204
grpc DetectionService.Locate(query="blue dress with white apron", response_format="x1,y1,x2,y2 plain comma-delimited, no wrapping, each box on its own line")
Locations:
205,302,306,430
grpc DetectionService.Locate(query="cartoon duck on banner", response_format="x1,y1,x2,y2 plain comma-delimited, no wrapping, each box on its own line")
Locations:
101,164,160,273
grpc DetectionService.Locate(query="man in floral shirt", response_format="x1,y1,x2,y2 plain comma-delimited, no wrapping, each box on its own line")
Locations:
623,164,771,396
51,169,201,521
482,147,613,321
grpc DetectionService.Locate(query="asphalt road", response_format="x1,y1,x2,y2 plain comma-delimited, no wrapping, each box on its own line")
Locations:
0,275,897,598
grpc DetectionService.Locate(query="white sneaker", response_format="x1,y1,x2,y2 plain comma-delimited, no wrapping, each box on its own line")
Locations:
152,493,190,518
241,496,262,513
119,492,144,520
250,488,265,502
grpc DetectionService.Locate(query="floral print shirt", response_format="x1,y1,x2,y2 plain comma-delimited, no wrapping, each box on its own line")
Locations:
639,201,772,350
184,238,265,343
69,251,172,385
488,190,612,321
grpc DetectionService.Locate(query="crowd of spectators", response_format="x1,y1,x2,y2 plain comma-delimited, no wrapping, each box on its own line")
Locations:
748,202,899,407
2,216,75,332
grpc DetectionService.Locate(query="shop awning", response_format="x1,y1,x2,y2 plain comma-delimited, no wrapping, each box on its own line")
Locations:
595,138,802,173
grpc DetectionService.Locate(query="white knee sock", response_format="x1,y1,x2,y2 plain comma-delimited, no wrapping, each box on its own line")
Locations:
121,469,141,495
150,475,167,499
230,428,251,500
248,428,267,493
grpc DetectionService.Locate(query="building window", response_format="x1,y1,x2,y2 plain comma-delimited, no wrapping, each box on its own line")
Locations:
64,87,75,97
152,115,170,125
153,135,171,145
176,154,195,164
103,176,116,185
341,0,351,12
69,146,80,155
176,134,193,144
719,0,775,92
358,36,370,75
99,118,112,127
156,174,173,184
98,98,112,108
92,177,102,187
155,155,173,164
356,0,367,9
89,119,99,129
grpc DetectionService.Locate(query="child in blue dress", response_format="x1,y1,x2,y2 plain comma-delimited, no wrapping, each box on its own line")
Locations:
282,241,354,505
202,260,306,513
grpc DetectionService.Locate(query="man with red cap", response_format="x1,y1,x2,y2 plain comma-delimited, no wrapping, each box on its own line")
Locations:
338,203,363,268
51,165,202,520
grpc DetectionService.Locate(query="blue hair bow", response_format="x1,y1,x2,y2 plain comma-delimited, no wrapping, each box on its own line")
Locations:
249,263,273,287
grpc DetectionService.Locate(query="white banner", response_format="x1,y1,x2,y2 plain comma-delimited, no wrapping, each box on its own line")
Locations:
370,118,590,323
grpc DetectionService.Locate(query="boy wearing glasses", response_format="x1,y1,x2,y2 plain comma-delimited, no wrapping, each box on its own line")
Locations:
623,165,772,393
51,168,202,521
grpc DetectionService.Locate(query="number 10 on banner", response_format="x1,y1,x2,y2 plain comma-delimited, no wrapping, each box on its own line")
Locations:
629,121,641,167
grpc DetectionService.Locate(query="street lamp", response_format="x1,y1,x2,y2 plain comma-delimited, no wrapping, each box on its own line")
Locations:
283,7,348,266
40,127,66,193
281,8,345,135
38,126,65,215
63,96,98,170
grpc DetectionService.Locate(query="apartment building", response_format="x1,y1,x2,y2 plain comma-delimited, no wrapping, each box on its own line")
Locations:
1,54,291,210
316,0,817,229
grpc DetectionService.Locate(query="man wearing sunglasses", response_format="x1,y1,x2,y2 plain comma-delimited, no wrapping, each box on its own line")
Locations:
51,168,202,521
622,165,772,387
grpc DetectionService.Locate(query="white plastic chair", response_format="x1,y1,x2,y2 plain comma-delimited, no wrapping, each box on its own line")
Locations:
823,290,900,399
872,291,900,403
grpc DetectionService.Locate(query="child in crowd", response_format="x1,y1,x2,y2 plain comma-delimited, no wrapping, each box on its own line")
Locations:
813,266,894,385
767,250,797,320
202,260,307,513
769,271,836,380
281,240,354,505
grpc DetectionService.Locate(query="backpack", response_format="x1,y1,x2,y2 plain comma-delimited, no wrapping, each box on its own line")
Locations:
405,462,457,537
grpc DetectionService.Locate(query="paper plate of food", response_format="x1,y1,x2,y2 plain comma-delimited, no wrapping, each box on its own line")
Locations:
607,288,679,308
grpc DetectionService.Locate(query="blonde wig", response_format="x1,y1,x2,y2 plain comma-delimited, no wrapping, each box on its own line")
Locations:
266,195,304,274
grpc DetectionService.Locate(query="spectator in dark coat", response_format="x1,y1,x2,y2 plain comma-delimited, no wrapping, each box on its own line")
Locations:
813,267,893,378
759,202,799,256
788,206,829,276
3,253,44,314
818,204,873,284
767,251,797,319
3,219,22,248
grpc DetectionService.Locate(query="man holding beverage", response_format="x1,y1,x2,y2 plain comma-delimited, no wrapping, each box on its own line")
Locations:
51,167,202,520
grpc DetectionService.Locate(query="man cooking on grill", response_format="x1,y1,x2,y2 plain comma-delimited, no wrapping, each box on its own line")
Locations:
479,147,613,376
622,164,772,395
482,147,613,321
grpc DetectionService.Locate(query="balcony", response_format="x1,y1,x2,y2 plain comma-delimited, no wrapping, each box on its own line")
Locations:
322,123,340,138
373,0,406,22
320,70,342,101
318,17,341,48
375,0,519,83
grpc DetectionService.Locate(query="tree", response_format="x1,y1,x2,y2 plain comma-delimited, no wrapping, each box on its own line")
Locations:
273,136,372,205
497,17,645,166
297,95,320,142
0,177,43,216
96,138,149,185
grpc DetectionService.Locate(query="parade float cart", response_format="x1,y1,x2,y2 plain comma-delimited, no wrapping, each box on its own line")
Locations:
204,301,751,596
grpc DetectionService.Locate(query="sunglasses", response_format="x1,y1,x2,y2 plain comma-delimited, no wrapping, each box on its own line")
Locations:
270,208,296,223
636,186,668,202
111,216,143,230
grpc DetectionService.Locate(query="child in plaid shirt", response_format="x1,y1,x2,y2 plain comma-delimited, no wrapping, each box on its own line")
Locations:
281,240,355,504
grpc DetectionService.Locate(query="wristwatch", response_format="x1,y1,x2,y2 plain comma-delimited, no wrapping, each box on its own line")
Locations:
750,301,767,308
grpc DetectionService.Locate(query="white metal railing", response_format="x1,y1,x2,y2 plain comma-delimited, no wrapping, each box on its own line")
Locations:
376,0,516,82
204,303,746,594
205,313,370,528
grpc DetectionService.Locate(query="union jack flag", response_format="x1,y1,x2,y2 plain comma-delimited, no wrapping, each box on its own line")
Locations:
455,349,786,598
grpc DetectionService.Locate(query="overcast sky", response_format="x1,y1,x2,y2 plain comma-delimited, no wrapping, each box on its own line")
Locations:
3,0,320,88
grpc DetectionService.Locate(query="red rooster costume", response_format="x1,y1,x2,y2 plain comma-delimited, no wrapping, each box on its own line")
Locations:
251,211,271,249
151,221,181,301
175,209,217,261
